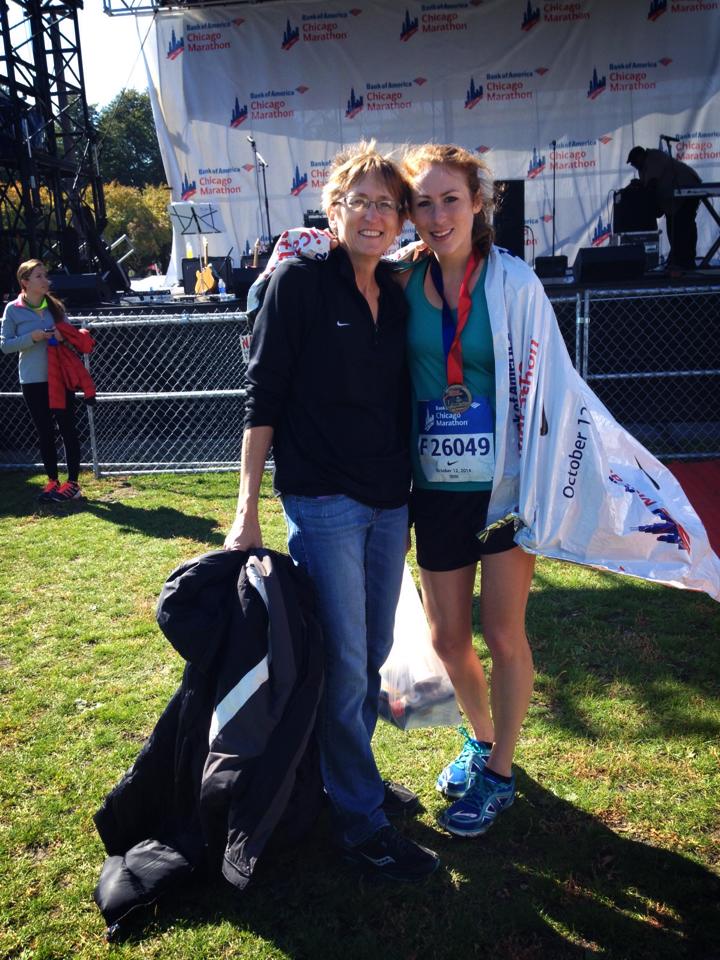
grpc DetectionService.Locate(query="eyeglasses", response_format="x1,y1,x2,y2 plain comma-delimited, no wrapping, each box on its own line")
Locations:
339,194,401,215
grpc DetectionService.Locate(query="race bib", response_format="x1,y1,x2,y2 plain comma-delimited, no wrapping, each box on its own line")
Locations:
418,396,495,483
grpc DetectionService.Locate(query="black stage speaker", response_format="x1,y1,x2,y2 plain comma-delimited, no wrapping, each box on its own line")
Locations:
48,273,112,307
240,253,270,270
494,180,525,260
613,184,658,233
304,209,329,230
573,245,646,283
232,266,261,302
535,255,568,278
181,256,233,294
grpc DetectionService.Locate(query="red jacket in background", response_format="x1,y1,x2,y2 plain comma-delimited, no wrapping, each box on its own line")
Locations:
48,320,97,410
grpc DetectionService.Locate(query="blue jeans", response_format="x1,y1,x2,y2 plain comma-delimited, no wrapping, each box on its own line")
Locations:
282,493,407,847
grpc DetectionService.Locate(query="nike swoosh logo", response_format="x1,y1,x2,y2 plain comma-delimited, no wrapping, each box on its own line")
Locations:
337,321,351,327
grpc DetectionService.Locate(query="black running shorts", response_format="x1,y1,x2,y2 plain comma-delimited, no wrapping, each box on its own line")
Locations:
411,487,517,572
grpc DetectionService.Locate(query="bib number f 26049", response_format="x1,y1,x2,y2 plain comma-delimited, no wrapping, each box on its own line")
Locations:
418,396,495,483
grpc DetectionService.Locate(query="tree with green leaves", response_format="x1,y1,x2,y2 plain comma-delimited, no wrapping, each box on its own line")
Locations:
103,181,172,274
96,90,166,188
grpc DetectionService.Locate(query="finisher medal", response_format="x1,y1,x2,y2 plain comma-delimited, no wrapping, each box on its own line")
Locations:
430,250,481,416
442,382,473,414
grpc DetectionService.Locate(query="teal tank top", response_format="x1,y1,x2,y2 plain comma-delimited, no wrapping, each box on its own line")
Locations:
405,258,495,491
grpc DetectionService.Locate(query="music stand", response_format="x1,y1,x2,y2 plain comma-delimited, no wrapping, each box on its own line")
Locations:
168,201,225,236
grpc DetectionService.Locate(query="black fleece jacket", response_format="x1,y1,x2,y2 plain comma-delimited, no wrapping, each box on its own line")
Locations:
93,549,324,936
245,247,411,509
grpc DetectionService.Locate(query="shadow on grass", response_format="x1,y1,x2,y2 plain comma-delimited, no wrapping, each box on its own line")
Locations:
81,500,226,546
109,773,720,960
0,471,225,545
521,574,720,744
0,470,42,516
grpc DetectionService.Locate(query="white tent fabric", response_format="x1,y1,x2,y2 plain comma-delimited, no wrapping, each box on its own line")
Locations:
143,0,720,277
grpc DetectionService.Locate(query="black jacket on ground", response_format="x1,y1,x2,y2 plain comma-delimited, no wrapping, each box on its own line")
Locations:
93,549,324,935
245,246,411,509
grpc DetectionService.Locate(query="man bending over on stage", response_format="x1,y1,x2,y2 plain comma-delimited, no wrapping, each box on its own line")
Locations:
627,145,702,271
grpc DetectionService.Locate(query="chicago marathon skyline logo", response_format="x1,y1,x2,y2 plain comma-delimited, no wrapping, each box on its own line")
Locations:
346,87,364,118
400,9,418,41
609,471,691,553
647,0,667,19
587,67,606,99
591,217,611,246
527,147,545,178
282,18,300,49
291,166,308,196
521,1,540,30
465,77,483,109
230,97,248,127
634,507,691,552
180,172,196,200
608,468,691,553
167,28,184,59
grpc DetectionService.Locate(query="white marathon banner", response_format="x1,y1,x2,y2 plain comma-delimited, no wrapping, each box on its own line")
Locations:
144,0,720,275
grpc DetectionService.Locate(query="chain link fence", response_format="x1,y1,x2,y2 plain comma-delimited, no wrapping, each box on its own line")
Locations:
1,286,718,475
0,304,252,475
579,285,720,460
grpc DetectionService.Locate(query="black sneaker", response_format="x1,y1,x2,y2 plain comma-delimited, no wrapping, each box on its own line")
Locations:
382,780,420,818
343,825,439,882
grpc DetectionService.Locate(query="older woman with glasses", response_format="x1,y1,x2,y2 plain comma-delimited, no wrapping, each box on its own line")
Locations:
224,142,439,883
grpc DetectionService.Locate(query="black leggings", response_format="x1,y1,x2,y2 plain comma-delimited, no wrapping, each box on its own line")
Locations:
21,381,81,482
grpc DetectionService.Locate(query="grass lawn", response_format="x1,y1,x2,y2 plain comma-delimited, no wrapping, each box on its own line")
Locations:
0,470,718,960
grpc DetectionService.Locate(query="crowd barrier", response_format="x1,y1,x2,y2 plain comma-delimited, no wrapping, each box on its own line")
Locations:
1,287,718,476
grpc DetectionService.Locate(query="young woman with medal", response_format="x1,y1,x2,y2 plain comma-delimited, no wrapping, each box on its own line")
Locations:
399,144,536,839
224,143,440,883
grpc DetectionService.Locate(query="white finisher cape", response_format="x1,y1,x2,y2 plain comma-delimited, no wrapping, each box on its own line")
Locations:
250,231,720,602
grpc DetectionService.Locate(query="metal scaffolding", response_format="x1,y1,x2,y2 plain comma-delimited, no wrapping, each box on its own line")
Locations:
0,0,109,296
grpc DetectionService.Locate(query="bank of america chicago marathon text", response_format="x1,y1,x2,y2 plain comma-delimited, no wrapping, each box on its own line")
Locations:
186,31,230,51
508,337,541,454
198,175,242,196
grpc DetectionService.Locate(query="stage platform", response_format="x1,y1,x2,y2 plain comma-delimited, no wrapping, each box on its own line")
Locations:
66,263,720,315
538,264,720,295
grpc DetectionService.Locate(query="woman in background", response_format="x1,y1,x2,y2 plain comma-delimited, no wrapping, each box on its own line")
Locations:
1,260,83,502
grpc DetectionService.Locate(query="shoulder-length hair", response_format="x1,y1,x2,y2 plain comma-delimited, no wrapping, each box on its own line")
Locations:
402,143,496,257
322,140,412,217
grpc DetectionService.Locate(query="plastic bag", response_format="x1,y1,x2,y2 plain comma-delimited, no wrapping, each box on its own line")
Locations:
379,564,461,731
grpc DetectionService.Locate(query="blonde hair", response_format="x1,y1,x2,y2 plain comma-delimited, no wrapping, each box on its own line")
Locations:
402,143,496,257
16,259,65,325
322,140,411,217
